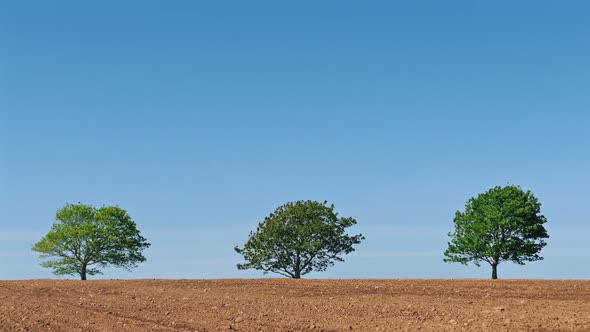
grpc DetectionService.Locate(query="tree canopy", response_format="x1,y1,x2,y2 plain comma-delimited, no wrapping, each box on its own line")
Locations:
235,200,364,278
32,203,150,280
444,185,549,279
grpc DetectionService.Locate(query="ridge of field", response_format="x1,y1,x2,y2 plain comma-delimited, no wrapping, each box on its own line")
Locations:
1,279,589,331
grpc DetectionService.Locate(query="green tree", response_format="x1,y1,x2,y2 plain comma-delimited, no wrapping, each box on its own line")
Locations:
444,185,549,279
32,203,150,280
235,200,364,278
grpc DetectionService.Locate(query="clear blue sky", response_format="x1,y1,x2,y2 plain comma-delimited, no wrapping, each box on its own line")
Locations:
0,1,588,280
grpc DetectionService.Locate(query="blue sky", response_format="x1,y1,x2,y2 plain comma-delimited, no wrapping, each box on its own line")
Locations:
0,1,588,280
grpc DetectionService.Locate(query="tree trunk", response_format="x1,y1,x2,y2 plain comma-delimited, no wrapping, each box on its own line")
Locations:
293,254,301,279
491,263,498,280
80,264,87,281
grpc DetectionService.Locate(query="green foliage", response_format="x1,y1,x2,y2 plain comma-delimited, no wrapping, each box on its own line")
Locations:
444,185,549,279
32,203,150,280
235,200,364,278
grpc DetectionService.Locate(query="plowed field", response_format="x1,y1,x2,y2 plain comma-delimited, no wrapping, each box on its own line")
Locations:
1,279,589,331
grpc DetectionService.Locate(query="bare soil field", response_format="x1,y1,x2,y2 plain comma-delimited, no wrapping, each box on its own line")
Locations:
1,279,589,331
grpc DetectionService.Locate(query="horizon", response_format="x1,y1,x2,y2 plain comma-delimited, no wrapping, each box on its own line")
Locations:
1,1,589,280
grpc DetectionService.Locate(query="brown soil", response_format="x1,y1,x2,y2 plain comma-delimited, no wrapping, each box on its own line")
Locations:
1,279,589,331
